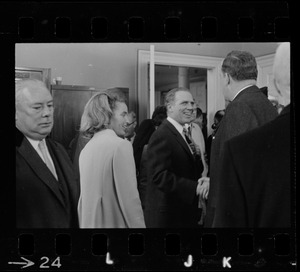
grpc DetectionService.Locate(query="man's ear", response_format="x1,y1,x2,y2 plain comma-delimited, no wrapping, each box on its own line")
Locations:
226,73,231,85
167,103,173,113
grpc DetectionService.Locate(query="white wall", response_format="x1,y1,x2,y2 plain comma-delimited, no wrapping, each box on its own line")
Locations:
16,42,278,117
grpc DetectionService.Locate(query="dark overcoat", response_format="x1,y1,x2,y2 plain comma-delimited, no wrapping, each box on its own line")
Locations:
16,128,79,228
206,85,278,227
213,105,291,227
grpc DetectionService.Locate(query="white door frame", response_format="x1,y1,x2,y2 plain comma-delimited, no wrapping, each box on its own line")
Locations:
137,50,223,134
256,53,276,97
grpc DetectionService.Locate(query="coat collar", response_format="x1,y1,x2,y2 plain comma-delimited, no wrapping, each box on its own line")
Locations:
163,119,195,161
16,127,24,147
233,85,260,101
16,128,67,208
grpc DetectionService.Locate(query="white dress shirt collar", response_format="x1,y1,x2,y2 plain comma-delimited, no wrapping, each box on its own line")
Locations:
26,136,41,151
26,137,52,165
167,116,187,140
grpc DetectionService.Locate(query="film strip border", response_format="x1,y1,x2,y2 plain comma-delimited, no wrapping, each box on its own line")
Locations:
0,2,291,41
1,229,296,270
1,1,295,271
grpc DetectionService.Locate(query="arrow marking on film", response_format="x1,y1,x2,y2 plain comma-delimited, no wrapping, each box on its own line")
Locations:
8,257,35,269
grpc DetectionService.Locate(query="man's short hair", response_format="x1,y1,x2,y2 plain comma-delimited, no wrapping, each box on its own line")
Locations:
164,87,191,107
15,79,48,106
221,50,258,81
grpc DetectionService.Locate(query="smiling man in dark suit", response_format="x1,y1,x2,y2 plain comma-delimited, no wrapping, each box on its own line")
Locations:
16,79,79,228
205,50,279,227
144,87,204,228
213,42,291,228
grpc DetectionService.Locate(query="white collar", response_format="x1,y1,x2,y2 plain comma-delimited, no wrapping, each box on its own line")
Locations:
26,136,43,150
167,116,185,135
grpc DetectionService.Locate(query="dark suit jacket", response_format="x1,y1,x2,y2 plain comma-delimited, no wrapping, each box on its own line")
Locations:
144,119,203,228
206,85,278,227
138,144,149,210
16,128,79,228
213,105,291,228
133,119,155,175
69,132,90,179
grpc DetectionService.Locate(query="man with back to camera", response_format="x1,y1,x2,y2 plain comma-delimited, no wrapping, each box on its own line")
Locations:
144,87,204,228
203,50,278,227
213,42,292,228
16,79,79,228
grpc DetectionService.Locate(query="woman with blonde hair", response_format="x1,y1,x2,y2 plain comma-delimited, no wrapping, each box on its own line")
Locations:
77,91,145,228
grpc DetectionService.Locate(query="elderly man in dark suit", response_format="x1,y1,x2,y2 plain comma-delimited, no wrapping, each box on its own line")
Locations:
144,87,204,228
213,42,291,228
204,50,279,227
16,79,79,228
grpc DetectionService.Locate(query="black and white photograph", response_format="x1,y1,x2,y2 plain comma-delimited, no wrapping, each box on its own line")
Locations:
15,42,291,229
1,0,295,270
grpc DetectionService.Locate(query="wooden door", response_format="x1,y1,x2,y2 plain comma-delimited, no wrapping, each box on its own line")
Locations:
50,85,129,151
51,85,97,149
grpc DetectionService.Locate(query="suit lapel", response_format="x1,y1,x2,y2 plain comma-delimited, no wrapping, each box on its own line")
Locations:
46,139,78,206
164,120,195,161
17,136,67,208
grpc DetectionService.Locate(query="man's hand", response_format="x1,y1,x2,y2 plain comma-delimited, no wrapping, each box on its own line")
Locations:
196,177,210,199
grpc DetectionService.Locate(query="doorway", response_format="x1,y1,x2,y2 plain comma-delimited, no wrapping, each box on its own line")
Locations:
154,64,207,113
138,50,223,135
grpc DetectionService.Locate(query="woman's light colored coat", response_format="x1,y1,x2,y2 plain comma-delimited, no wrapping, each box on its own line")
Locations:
78,129,145,228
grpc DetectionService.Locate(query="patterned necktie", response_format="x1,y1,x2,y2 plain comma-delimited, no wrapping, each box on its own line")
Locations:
38,140,58,180
183,126,197,157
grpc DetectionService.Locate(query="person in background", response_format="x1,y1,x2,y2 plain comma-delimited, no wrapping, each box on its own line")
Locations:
268,94,285,114
144,87,204,228
68,131,90,180
188,107,208,177
260,86,284,114
213,42,291,228
193,107,208,144
137,105,167,211
16,79,79,228
124,111,137,143
133,105,167,176
205,50,278,227
206,109,225,173
260,86,268,97
185,106,209,225
77,91,145,228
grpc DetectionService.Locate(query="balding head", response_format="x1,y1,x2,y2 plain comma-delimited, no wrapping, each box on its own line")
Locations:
273,42,290,106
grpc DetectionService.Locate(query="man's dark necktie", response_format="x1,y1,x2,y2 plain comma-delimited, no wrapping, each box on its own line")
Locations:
183,126,198,157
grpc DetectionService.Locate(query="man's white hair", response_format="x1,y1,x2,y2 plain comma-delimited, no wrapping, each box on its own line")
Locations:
273,42,290,100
